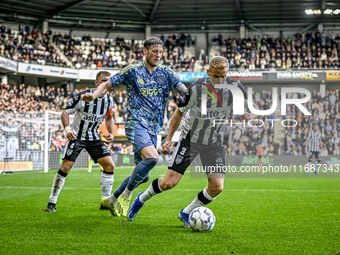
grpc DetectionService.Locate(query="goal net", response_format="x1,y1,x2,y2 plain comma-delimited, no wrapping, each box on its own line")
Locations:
0,111,45,172
45,110,90,173
0,110,89,173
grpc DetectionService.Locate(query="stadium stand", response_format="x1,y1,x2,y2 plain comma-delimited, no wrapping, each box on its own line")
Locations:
209,31,340,71
284,90,340,156
0,23,69,67
2,22,339,72
1,22,340,159
1,79,339,157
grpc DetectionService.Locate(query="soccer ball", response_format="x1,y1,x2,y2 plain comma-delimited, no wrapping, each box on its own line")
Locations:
189,206,215,232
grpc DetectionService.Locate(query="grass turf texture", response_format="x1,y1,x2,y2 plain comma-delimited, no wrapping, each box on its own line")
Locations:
0,166,339,255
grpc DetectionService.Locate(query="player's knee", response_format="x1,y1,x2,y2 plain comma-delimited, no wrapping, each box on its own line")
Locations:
143,157,158,167
159,179,178,190
60,163,72,173
104,163,115,173
160,181,176,190
209,185,224,196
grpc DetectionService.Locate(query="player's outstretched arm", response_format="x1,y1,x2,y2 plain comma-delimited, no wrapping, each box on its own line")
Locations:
104,112,114,144
61,110,77,140
242,102,259,121
175,84,188,96
81,80,112,102
162,108,183,153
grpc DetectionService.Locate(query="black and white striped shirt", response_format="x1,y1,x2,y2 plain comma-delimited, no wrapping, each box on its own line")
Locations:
65,88,114,141
178,77,247,146
307,130,321,152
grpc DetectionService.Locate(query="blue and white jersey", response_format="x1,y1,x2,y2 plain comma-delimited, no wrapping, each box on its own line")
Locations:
109,61,183,135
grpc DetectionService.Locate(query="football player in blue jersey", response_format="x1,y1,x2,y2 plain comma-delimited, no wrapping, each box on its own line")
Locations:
126,56,256,226
82,37,188,217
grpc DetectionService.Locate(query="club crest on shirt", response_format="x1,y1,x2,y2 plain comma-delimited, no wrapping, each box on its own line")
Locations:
142,137,149,144
157,76,165,84
175,155,184,164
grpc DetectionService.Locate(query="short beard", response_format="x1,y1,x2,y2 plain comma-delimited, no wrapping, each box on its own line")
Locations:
146,58,158,67
146,53,158,67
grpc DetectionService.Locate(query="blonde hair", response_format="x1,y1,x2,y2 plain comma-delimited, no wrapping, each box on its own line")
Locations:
209,56,229,70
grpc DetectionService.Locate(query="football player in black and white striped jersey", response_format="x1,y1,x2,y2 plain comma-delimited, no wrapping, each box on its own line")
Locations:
46,71,116,212
306,124,322,175
127,56,257,224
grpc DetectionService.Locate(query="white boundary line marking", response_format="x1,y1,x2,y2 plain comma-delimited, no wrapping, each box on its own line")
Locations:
0,186,339,192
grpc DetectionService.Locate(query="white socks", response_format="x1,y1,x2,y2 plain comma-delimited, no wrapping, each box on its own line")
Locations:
121,188,133,199
107,195,118,207
308,162,312,173
100,172,114,199
48,172,66,204
183,187,215,214
140,179,163,204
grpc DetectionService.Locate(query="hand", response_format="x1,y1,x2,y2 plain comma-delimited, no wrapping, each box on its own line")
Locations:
104,134,114,144
81,93,95,102
161,140,172,154
65,126,77,141
241,112,251,122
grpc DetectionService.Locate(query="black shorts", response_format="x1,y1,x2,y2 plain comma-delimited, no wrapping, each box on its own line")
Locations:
168,136,226,175
308,151,320,160
63,139,111,163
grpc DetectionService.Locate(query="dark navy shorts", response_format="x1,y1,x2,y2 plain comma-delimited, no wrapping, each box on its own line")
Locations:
125,127,157,164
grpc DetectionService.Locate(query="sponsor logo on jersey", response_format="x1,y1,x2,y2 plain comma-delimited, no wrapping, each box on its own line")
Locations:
140,88,163,97
83,115,102,122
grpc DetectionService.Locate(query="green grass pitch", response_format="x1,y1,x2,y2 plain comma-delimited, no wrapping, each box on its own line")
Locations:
0,166,339,255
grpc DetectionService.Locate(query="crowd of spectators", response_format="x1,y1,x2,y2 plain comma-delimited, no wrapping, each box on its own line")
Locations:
2,22,340,72
225,89,278,156
0,23,68,67
284,90,340,156
1,81,340,157
53,32,196,72
0,81,182,154
211,31,340,71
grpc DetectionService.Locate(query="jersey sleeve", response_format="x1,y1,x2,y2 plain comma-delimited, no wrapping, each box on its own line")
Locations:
238,82,248,100
178,86,197,113
166,67,182,90
227,79,248,106
105,95,114,115
109,64,134,87
64,93,82,115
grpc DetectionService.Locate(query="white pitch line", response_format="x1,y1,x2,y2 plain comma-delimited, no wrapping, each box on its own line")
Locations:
0,186,339,192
